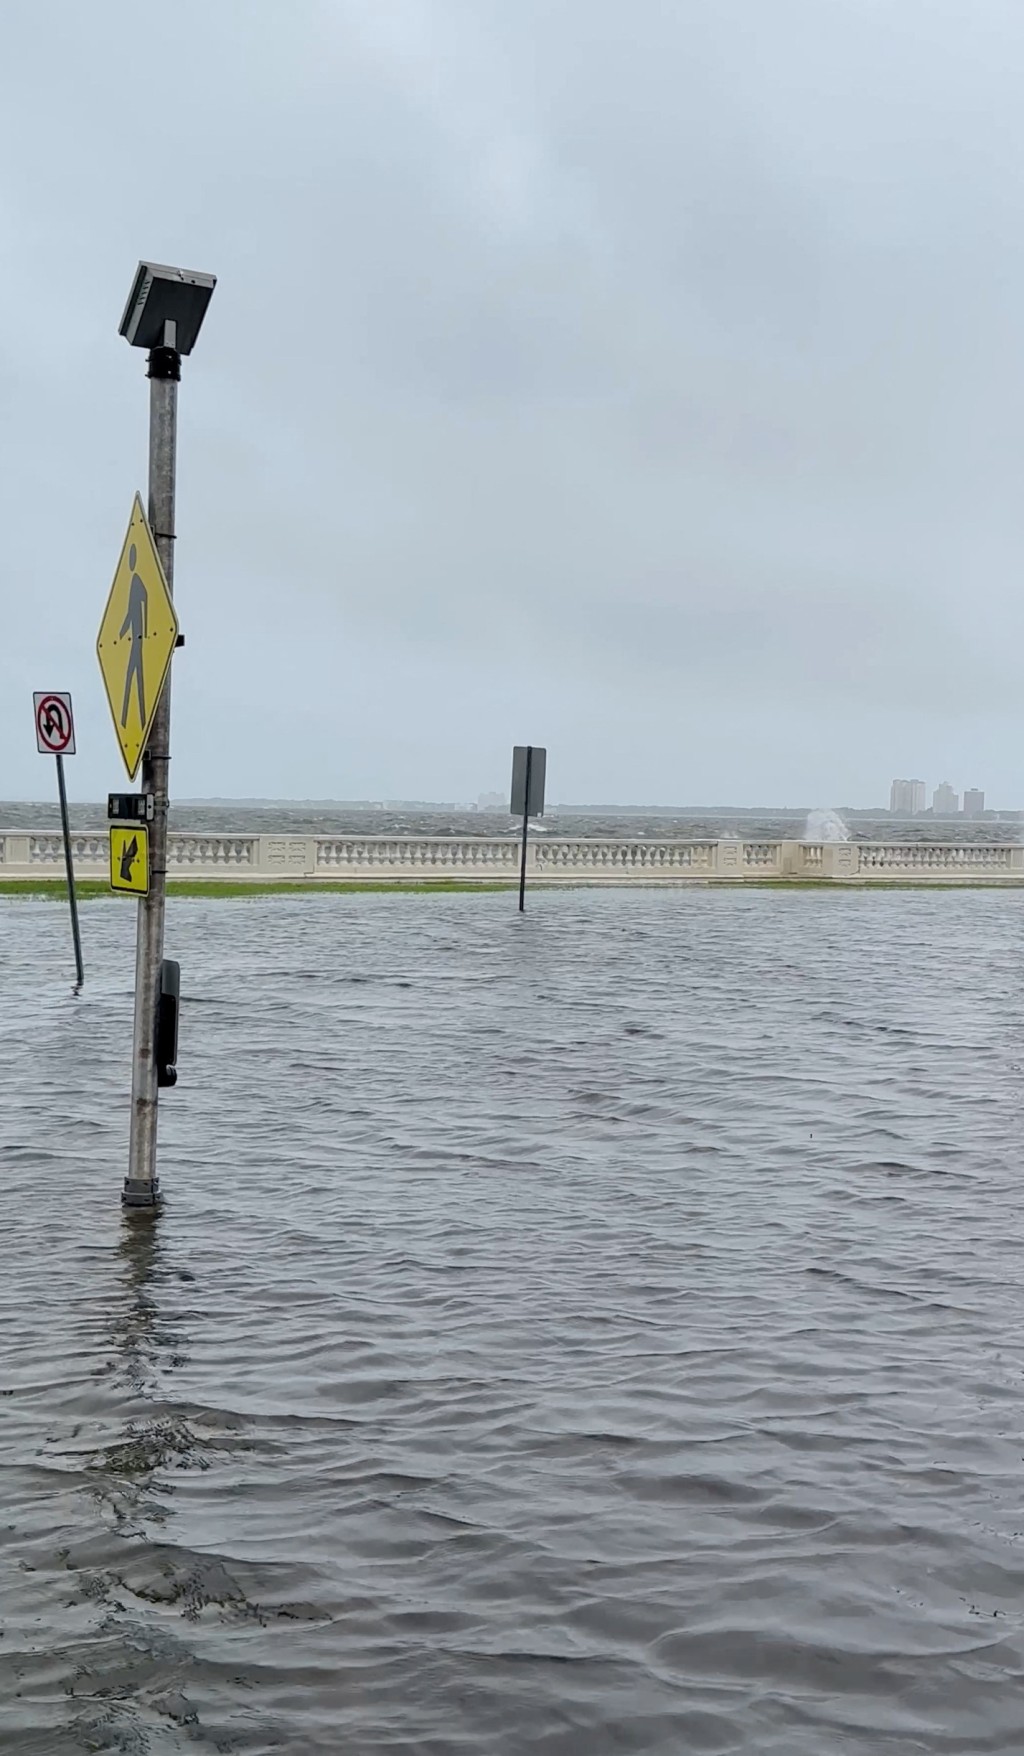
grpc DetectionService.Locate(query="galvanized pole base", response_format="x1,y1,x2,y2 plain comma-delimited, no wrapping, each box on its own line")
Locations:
123,339,179,1211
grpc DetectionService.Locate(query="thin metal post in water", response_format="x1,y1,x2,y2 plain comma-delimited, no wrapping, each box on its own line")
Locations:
124,328,179,1211
55,753,84,992
518,744,533,913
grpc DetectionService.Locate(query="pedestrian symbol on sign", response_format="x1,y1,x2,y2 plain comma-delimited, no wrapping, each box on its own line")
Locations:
119,545,149,730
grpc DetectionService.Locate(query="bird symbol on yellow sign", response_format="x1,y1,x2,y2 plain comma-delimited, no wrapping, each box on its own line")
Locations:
97,494,178,779
120,834,139,882
109,824,150,896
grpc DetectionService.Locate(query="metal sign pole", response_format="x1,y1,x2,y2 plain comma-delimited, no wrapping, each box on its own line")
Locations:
518,745,533,913
54,752,84,992
106,261,215,1212
123,326,179,1211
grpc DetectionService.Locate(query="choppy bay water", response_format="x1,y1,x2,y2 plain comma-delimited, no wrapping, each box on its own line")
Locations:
3,887,1024,1753
1,801,1020,843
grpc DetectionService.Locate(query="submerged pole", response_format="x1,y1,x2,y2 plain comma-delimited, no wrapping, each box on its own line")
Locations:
55,752,84,991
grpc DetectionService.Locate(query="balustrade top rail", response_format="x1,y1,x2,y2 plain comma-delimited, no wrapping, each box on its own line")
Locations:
2,832,1022,882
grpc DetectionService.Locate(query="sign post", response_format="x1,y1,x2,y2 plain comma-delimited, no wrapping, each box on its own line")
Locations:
33,692,84,991
511,744,547,912
99,261,216,1212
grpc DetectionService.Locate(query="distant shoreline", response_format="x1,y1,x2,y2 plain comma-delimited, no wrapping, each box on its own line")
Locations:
3,799,1023,820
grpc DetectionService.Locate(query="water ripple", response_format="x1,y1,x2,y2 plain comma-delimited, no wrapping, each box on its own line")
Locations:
3,889,1024,1751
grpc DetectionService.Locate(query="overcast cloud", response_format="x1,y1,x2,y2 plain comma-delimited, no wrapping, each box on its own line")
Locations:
2,0,1024,806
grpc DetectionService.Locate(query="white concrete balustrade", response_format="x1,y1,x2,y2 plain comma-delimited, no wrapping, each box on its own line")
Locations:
316,837,521,875
857,843,1017,874
169,836,256,869
535,838,719,875
3,832,1024,884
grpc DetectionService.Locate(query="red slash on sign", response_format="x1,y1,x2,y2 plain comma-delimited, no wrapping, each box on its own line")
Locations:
34,691,76,756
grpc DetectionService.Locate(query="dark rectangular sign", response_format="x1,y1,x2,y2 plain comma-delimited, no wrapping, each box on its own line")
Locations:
510,746,546,818
108,792,155,823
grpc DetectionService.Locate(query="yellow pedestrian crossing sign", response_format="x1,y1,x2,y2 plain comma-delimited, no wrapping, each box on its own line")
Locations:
97,494,179,779
110,825,150,896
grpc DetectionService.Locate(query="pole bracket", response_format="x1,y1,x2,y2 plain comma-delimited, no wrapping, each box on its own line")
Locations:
146,346,181,382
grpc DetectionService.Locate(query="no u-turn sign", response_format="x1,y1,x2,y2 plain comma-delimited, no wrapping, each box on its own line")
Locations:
34,692,76,756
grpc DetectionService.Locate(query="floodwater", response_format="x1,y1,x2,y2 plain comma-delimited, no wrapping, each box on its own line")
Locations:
3,888,1024,1754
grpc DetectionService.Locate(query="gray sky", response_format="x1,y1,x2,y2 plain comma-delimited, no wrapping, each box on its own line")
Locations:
3,0,1024,807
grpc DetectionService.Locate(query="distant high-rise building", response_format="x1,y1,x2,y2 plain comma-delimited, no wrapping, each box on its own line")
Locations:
933,781,959,816
890,779,926,815
476,791,507,813
963,788,985,819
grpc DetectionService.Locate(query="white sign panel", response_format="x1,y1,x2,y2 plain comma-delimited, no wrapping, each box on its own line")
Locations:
34,692,76,756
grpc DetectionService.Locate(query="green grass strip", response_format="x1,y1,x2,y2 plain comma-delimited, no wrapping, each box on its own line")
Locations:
3,877,1024,900
0,878,519,899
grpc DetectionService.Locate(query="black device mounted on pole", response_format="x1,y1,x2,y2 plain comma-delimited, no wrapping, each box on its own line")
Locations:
109,791,155,823
511,744,547,912
156,958,180,1088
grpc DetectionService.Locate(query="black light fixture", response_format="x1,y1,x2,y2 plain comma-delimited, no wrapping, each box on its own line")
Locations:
119,260,217,356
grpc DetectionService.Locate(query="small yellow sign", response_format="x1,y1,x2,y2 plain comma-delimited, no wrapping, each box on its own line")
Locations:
97,494,179,779
110,825,150,896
